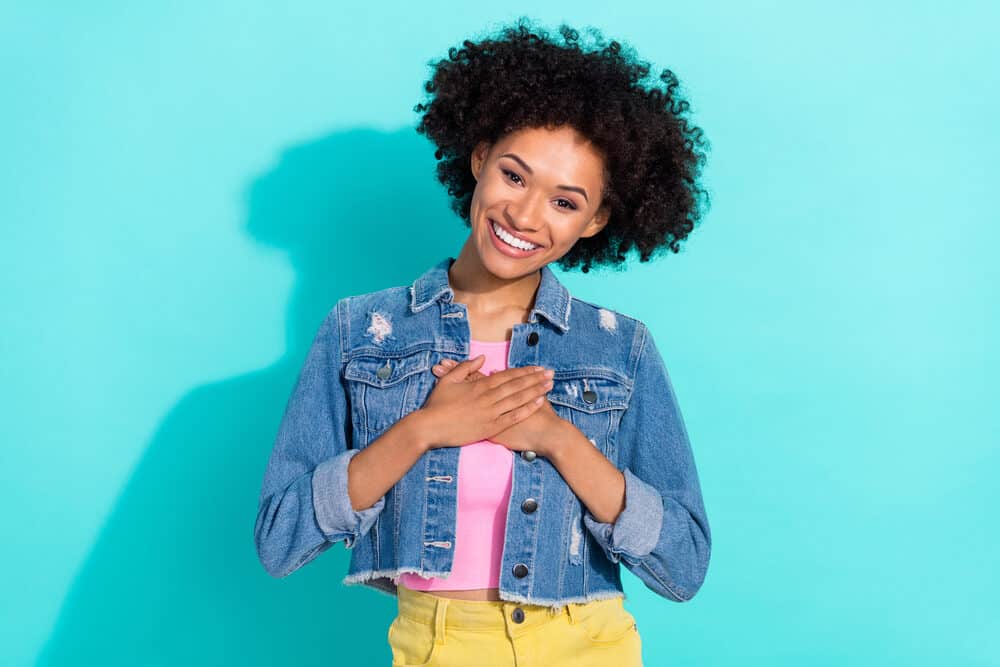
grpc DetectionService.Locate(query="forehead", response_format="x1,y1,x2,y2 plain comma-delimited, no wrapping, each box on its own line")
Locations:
491,125,606,176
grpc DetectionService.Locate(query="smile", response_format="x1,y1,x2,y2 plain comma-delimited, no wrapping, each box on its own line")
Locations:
490,219,541,251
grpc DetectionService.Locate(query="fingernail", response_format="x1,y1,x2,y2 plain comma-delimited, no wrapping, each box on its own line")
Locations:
544,369,554,378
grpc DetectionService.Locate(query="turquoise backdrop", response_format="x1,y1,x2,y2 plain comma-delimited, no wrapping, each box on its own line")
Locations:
2,2,997,665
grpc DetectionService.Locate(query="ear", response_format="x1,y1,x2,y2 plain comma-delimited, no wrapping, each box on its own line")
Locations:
470,140,492,181
578,205,611,239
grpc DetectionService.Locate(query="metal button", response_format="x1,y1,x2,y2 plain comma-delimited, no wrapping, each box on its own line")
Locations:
582,390,597,404
376,362,391,380
527,331,539,346
521,498,538,513
512,563,529,578
521,450,537,462
511,607,525,623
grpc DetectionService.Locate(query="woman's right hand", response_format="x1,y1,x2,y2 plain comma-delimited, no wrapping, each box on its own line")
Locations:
418,355,555,449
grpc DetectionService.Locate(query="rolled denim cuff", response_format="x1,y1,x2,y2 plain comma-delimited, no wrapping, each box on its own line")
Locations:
583,467,663,562
312,449,385,549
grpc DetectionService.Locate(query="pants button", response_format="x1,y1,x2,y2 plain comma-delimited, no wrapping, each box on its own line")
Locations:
511,607,525,623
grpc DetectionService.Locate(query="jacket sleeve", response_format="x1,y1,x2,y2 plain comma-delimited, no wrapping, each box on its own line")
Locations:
254,298,386,578
582,322,711,601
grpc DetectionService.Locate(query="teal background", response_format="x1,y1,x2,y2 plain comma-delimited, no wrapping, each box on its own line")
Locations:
2,2,997,665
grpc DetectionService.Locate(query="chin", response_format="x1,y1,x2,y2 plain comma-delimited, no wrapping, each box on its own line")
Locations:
481,240,542,280
480,251,527,279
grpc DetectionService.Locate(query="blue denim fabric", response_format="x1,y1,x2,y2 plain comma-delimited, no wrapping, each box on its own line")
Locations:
254,256,711,607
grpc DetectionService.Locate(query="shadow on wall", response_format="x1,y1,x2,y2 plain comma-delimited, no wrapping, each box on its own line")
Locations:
37,127,462,666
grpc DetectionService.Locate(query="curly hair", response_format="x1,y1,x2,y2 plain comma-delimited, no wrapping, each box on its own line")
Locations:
413,17,711,273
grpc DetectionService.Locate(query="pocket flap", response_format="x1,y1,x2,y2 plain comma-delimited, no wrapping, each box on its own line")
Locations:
344,350,432,388
548,374,629,413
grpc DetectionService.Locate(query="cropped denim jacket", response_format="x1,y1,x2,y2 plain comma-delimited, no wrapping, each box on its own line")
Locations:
254,256,711,608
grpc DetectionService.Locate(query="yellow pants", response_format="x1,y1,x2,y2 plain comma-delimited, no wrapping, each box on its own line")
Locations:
388,585,643,666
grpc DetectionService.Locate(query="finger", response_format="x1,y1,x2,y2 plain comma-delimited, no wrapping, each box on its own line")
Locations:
495,394,546,430
443,355,486,382
480,365,548,390
493,375,553,414
432,358,465,377
488,368,554,404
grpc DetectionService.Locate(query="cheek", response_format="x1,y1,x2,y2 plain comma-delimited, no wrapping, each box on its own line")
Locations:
549,222,587,251
476,180,506,206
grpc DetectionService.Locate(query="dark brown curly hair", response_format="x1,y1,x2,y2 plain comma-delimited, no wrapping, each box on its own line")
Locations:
413,17,711,273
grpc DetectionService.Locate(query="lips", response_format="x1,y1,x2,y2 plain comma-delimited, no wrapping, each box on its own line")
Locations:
489,218,543,249
486,217,544,258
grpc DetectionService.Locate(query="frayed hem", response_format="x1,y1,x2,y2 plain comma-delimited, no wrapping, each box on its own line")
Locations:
341,569,626,609
499,589,626,611
341,568,454,598
342,567,452,586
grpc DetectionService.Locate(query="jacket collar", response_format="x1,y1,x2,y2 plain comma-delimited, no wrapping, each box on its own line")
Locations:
409,256,572,333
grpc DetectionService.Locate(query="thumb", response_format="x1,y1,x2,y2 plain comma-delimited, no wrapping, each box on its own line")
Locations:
442,354,486,382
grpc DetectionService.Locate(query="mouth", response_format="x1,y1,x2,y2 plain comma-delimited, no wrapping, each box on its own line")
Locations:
487,218,545,258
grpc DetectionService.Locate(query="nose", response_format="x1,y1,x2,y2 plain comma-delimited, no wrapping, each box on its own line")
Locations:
504,190,545,233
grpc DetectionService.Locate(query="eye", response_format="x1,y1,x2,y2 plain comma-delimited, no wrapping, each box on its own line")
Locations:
502,169,578,211
502,168,523,185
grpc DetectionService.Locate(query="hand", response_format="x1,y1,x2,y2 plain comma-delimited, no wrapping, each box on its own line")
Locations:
418,355,555,449
431,358,567,457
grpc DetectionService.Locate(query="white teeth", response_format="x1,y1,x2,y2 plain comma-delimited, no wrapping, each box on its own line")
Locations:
492,221,539,251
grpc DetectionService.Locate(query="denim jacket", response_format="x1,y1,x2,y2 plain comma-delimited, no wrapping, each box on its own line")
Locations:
254,257,711,608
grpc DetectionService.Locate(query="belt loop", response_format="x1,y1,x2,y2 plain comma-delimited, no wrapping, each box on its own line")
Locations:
565,602,581,625
433,597,449,645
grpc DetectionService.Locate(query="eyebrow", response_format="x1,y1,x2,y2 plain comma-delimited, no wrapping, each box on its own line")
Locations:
499,152,589,203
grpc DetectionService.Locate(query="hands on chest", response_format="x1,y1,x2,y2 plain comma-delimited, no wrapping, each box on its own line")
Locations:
421,356,566,457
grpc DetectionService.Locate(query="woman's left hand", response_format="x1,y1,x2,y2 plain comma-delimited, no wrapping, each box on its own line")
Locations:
431,358,567,457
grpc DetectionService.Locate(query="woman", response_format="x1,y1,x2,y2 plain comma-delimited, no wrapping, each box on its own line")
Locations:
255,18,711,666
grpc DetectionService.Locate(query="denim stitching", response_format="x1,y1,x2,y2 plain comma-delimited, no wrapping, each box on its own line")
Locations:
639,561,688,601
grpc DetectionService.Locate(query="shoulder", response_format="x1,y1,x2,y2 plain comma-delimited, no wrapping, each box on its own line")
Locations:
568,295,647,339
339,285,412,318
327,284,432,350
565,295,651,379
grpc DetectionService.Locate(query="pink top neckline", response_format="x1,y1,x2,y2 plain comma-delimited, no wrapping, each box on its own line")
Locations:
470,338,510,345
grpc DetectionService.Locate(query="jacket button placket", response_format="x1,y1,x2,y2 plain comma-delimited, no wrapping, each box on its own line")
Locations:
519,327,541,462
500,327,545,598
503,454,544,597
418,300,467,573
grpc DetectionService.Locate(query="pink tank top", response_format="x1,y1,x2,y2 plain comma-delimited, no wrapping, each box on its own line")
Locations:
397,339,514,591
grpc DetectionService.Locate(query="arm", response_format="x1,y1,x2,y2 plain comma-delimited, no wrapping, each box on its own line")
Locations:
579,323,711,602
253,298,429,578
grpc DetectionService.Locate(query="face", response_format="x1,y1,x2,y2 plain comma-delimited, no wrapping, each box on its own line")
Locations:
467,125,610,278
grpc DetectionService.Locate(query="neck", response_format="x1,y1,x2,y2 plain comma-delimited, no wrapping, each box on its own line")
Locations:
449,244,541,319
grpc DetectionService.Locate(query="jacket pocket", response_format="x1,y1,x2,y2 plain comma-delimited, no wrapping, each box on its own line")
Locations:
344,349,433,438
547,372,629,457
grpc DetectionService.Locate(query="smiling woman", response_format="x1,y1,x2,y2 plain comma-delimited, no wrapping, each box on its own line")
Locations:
414,18,711,274
254,15,711,667
469,125,611,268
